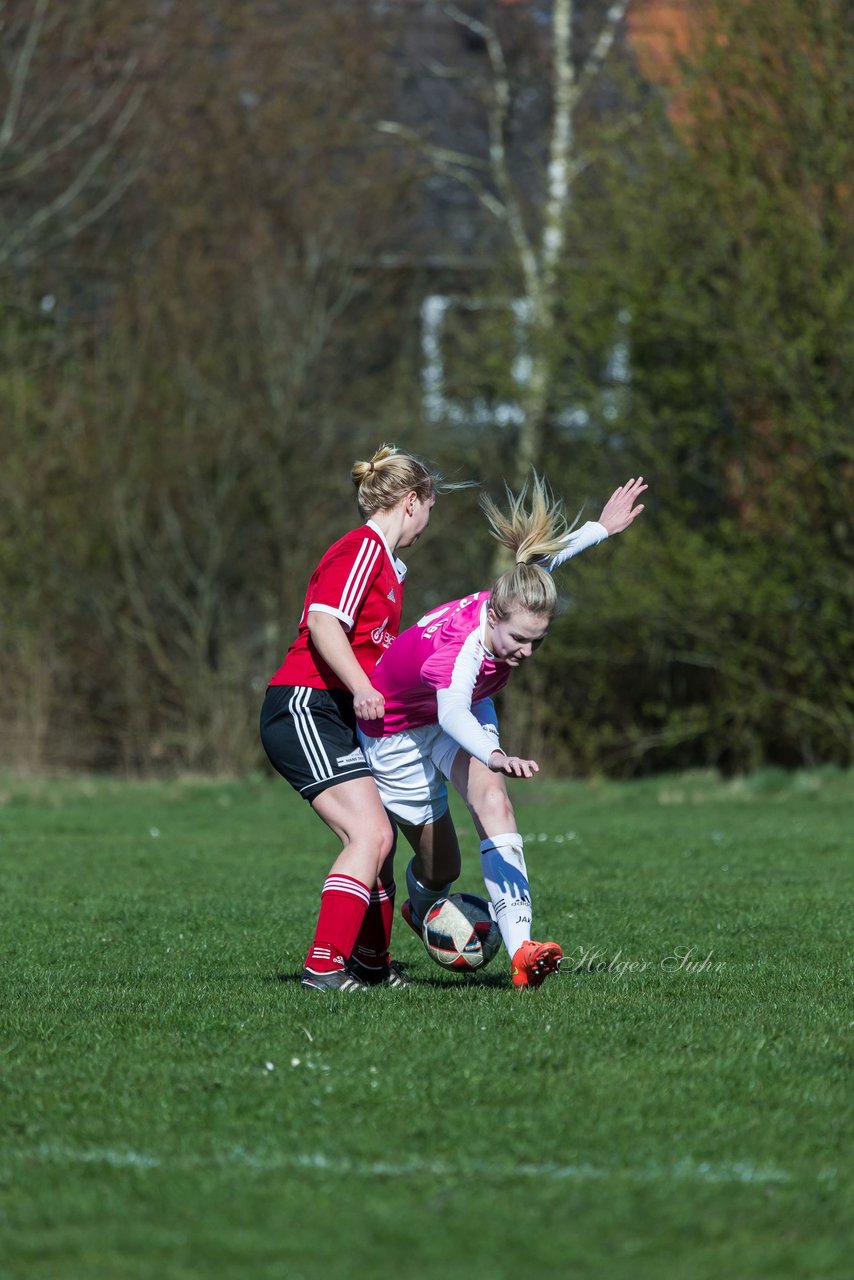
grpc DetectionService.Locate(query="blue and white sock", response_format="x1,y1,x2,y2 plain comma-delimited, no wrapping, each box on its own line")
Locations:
480,832,532,956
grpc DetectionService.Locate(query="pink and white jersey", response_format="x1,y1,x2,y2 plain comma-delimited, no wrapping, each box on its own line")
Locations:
358,590,510,766
356,520,610,766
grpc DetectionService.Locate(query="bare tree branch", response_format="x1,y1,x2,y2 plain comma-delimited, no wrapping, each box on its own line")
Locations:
572,0,631,109
0,3,150,268
0,0,50,153
377,119,507,219
377,119,492,172
443,1,538,288
0,56,140,183
0,81,145,265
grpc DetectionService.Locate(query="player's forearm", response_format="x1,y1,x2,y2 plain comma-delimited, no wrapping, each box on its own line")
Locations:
306,611,374,696
436,691,501,767
540,521,608,573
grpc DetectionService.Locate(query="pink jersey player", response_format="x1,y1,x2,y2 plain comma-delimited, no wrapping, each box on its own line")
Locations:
358,517,612,767
359,590,510,761
357,475,648,990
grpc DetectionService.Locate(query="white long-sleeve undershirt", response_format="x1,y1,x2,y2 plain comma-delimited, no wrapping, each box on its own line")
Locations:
436,686,498,767
538,520,609,572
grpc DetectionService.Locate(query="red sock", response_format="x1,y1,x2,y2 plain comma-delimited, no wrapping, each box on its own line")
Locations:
351,880,396,972
304,874,371,973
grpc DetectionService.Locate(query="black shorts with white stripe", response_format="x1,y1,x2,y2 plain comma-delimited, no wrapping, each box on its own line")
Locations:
260,685,373,801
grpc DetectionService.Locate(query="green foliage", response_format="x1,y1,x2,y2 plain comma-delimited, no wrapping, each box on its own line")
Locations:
1,772,851,1278
0,2,436,774
530,0,854,772
2,0,852,774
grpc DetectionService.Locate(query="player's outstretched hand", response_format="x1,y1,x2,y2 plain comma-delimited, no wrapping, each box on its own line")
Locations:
489,750,539,778
598,476,647,536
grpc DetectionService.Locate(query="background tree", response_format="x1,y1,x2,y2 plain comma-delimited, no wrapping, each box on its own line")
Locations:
0,0,436,772
0,0,154,769
0,0,149,271
379,0,634,488
1,0,850,775
536,0,854,772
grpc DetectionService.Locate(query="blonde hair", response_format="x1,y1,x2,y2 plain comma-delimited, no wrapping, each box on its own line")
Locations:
481,473,570,620
351,444,441,519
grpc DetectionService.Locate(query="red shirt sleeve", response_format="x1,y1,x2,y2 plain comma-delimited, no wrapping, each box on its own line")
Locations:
306,532,383,630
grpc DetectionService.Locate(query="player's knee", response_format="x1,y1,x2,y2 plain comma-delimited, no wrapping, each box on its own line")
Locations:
469,785,515,833
349,820,395,876
373,821,396,867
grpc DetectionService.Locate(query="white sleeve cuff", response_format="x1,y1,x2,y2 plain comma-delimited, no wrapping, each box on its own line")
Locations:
307,602,355,630
540,521,609,573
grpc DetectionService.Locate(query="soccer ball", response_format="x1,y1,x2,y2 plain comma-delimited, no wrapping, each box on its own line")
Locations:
421,893,502,971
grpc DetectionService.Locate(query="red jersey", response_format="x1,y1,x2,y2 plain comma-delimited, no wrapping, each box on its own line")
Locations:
269,521,407,690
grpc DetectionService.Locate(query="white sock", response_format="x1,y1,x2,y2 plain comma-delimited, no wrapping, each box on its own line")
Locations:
480,832,532,957
405,858,453,928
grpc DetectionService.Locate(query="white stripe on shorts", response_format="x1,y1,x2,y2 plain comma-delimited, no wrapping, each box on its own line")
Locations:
288,687,333,782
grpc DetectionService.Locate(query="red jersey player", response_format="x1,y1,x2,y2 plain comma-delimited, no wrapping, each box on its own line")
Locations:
260,445,442,991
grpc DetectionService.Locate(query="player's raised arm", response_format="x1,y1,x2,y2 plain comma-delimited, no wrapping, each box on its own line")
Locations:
597,476,647,536
537,476,648,573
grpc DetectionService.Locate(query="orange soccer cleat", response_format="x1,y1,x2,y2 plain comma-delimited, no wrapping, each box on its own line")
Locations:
511,939,563,988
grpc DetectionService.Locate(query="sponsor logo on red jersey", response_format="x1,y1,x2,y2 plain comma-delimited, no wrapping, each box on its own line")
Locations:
371,616,395,649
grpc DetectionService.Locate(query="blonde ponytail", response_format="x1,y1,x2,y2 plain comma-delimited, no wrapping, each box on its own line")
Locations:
482,473,569,620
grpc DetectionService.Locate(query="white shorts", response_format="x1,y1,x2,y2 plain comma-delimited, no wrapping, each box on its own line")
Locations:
358,699,500,827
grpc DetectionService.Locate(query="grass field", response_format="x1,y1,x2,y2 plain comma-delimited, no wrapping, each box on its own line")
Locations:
1,768,851,1280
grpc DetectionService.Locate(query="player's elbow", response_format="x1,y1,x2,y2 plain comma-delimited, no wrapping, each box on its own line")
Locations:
436,707,454,737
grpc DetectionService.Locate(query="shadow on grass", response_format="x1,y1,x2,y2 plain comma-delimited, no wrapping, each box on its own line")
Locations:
266,970,510,990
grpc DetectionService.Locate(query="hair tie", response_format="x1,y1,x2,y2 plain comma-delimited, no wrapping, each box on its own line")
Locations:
368,461,375,474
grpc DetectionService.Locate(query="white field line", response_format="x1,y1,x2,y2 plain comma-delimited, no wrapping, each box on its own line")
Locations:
12,1146,839,1185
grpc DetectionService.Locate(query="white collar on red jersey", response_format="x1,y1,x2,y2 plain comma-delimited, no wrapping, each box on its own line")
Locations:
366,519,408,582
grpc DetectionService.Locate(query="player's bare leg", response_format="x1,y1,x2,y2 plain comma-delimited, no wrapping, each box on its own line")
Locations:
450,751,562,988
311,777,395,884
348,839,415,989
300,777,395,990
